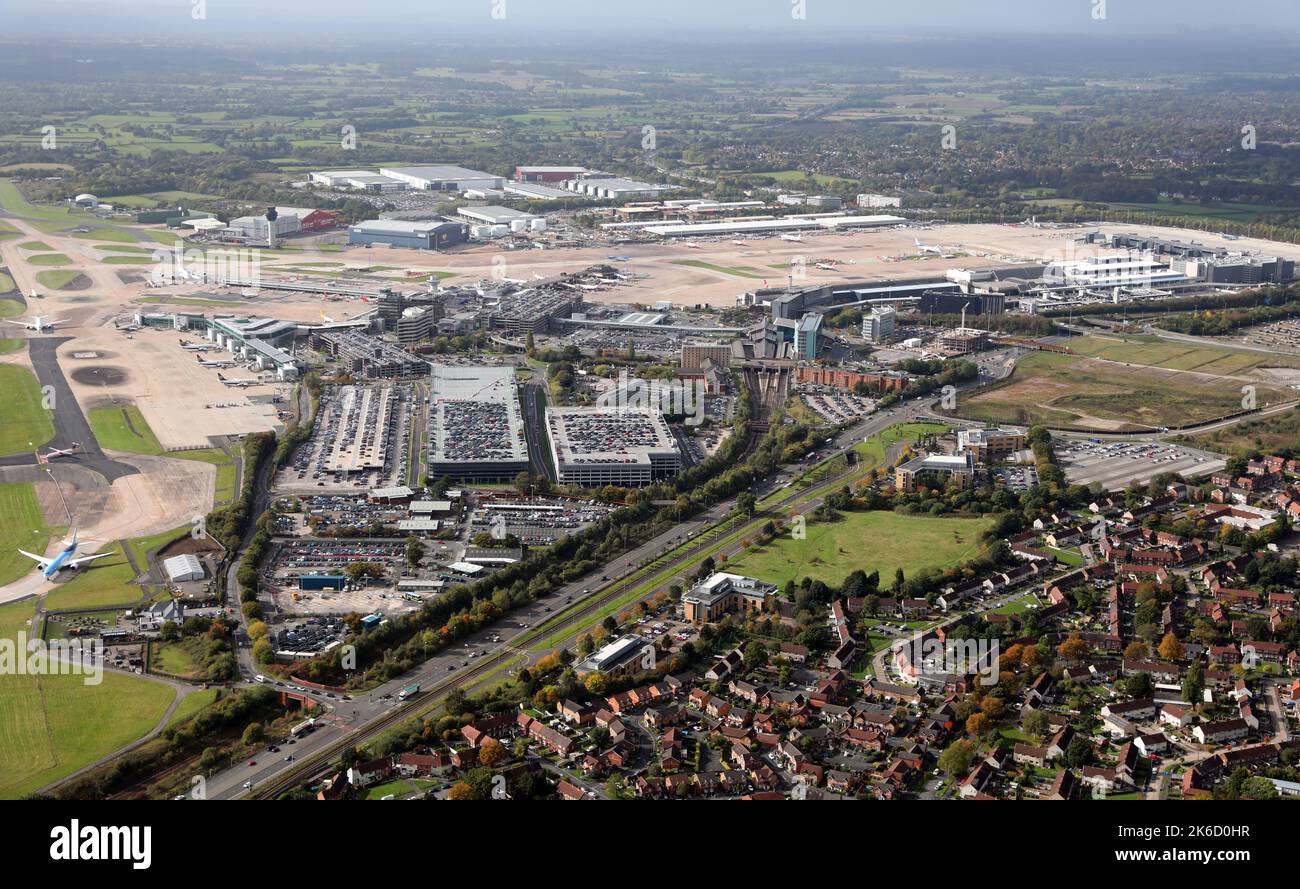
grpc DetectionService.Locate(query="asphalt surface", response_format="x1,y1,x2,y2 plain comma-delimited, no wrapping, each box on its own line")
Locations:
0,336,138,482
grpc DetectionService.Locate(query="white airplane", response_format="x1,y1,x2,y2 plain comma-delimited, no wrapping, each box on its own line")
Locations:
197,355,237,368
914,238,945,255
20,529,113,581
180,340,210,350
731,239,748,246
684,241,702,249
5,315,67,332
779,233,804,243
37,443,80,463
815,261,838,271
217,373,261,388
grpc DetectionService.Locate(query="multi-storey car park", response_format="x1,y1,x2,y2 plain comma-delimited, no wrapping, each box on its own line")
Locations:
546,406,682,488
427,364,530,483
278,383,415,492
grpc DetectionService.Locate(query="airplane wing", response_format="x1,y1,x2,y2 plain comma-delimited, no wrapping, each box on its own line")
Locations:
18,549,53,569
2,319,26,327
64,551,114,570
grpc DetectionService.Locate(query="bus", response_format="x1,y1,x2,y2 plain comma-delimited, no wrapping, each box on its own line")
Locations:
398,683,421,701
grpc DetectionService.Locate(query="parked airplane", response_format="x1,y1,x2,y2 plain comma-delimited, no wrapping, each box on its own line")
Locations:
179,340,210,350
731,239,748,245
4,315,67,332
684,241,702,249
20,528,112,581
815,261,838,271
914,238,945,255
197,355,237,368
217,373,261,387
779,233,804,242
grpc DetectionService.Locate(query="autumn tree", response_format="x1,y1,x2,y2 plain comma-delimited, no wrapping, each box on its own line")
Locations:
1157,632,1185,662
479,737,505,768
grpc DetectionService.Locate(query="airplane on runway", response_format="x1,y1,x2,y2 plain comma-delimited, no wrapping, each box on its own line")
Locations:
217,373,261,387
815,261,838,271
36,443,80,463
197,355,238,368
4,315,67,332
20,528,113,581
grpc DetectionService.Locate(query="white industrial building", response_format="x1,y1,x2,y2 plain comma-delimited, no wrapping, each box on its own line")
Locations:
638,214,906,238
457,205,541,226
163,554,205,583
310,169,407,192
378,165,504,192
858,193,902,208
565,177,666,200
1042,254,1190,288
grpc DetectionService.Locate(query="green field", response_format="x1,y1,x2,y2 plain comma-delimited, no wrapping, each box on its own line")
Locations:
16,240,51,252
25,253,71,267
671,260,765,278
0,483,53,587
0,365,55,454
0,598,174,799
42,544,141,611
726,510,993,588
34,270,87,290
960,338,1295,431
87,404,163,455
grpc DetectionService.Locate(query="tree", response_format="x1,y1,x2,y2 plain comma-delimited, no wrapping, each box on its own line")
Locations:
448,782,476,801
1057,633,1088,664
405,535,425,568
1023,708,1050,741
937,739,975,776
1157,632,1185,662
584,671,609,696
1065,735,1093,768
736,491,756,517
965,712,989,735
241,723,265,746
479,737,506,767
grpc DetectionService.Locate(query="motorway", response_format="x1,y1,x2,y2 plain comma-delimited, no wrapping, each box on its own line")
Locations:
201,401,931,799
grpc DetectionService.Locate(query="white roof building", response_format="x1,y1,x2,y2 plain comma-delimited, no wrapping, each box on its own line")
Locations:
162,553,205,583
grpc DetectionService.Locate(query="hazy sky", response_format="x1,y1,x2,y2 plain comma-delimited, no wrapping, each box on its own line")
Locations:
4,0,1300,41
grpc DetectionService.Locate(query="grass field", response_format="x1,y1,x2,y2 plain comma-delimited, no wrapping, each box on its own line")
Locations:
34,270,87,290
87,404,164,455
16,240,51,252
0,293,21,312
671,260,765,278
163,689,220,732
24,253,71,267
0,598,174,799
41,544,141,611
0,365,55,454
0,483,53,587
726,510,993,588
960,338,1294,431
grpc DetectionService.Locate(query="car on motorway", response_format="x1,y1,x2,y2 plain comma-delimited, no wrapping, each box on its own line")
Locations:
247,760,257,766
243,780,253,789
284,755,294,762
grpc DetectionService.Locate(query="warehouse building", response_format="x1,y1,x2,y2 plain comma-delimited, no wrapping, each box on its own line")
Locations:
515,165,588,182
457,205,542,226
378,165,504,192
163,554,205,583
427,364,529,483
348,219,469,250
566,176,666,200
504,181,585,201
310,169,407,192
547,406,682,488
